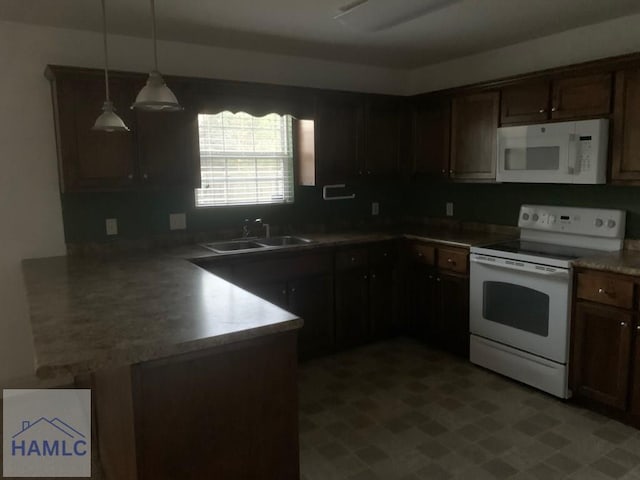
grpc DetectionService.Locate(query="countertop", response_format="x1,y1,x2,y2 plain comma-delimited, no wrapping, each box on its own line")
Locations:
22,227,516,379
572,250,640,276
22,254,302,379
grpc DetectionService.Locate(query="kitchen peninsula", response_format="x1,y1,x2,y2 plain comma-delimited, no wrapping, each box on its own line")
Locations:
21,253,302,480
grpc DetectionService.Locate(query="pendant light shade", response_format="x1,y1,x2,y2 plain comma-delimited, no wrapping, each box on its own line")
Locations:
94,101,130,132
132,0,182,111
93,0,129,132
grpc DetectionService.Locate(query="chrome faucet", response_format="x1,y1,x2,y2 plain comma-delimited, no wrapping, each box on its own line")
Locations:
254,218,270,239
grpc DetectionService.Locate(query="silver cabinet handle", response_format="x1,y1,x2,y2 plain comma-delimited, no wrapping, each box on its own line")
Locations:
551,107,557,112
436,277,441,282
447,258,454,263
143,173,149,180
636,325,640,331
290,287,296,293
538,109,545,113
441,169,446,174
127,173,133,180
598,288,606,294
364,274,368,280
281,289,286,295
371,274,376,279
621,322,627,327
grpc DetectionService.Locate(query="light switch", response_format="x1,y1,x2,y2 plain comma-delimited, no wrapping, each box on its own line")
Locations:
105,218,118,236
169,213,187,231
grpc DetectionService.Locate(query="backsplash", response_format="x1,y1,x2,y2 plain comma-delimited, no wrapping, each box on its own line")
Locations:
407,180,640,239
60,180,404,245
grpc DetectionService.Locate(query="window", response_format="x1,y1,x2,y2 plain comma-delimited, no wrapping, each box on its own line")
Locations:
195,111,295,207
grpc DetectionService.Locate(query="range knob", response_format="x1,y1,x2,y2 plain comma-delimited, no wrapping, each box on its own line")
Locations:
522,213,530,221
607,219,617,228
595,218,604,227
532,214,539,222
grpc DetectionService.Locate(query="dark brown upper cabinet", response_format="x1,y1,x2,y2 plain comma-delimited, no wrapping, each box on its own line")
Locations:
47,67,201,192
450,91,499,181
362,96,403,176
500,74,612,125
412,98,451,177
48,68,138,192
500,81,551,125
551,73,612,120
134,80,201,189
314,92,363,185
611,68,640,183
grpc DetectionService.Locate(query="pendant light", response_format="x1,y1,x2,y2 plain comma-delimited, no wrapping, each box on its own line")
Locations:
131,0,182,111
93,0,129,132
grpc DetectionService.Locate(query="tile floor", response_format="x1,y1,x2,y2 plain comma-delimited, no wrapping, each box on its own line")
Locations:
299,338,640,480
2,338,639,479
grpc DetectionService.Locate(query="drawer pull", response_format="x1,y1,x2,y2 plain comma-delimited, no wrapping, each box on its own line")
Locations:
351,257,355,262
418,252,423,257
538,108,545,113
621,322,628,327
598,288,606,294
447,258,454,264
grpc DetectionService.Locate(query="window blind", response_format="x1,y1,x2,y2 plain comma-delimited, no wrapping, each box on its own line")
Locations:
195,112,294,207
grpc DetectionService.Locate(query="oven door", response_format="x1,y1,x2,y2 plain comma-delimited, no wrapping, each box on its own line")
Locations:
469,254,570,363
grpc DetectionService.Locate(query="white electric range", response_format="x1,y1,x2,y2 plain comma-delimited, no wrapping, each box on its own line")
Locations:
469,205,626,398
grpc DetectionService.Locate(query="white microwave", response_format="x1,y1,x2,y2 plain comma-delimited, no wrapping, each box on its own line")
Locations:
496,119,608,184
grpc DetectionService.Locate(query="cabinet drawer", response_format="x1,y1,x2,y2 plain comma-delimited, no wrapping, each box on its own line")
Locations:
336,248,368,271
369,242,397,265
576,272,634,309
437,247,469,274
408,242,435,266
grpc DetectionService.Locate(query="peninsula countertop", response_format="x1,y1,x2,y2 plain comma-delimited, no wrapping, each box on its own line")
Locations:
22,226,516,379
22,254,302,379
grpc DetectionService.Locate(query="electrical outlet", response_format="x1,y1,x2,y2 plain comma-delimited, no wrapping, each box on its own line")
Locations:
371,202,379,216
446,202,454,217
169,213,187,231
105,218,118,236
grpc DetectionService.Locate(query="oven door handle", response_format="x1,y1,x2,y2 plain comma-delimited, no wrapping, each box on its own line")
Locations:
470,256,569,278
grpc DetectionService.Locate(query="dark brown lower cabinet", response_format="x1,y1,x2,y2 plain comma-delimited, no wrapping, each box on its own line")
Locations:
335,267,370,348
405,263,437,339
437,273,470,357
289,274,334,358
93,332,299,480
630,325,640,418
570,302,633,410
369,264,397,339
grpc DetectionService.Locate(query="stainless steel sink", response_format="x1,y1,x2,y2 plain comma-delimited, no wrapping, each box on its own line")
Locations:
256,236,314,247
202,240,266,253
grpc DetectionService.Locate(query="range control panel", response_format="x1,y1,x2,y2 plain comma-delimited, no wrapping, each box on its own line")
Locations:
518,204,626,238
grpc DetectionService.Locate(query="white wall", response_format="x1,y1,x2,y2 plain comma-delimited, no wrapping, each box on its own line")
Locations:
0,20,408,386
407,13,640,95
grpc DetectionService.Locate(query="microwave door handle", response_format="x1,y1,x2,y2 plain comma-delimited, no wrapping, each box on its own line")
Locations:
567,133,578,175
471,257,569,278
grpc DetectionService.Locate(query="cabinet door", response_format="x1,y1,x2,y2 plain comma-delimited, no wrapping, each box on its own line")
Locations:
611,68,640,182
500,81,550,125
437,273,470,358
570,302,633,410
315,93,362,184
289,274,334,359
412,99,451,177
369,264,396,339
405,263,437,340
335,268,369,348
363,97,402,175
135,82,201,188
631,322,640,418
630,322,640,419
551,73,612,120
52,73,137,192
450,91,499,180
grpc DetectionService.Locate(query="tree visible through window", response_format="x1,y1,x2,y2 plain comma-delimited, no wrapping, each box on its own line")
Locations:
195,111,294,207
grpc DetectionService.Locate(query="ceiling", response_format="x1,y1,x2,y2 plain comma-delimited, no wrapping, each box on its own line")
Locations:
1,0,639,69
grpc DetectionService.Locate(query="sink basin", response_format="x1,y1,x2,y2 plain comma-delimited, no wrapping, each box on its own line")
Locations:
256,236,314,247
202,240,265,253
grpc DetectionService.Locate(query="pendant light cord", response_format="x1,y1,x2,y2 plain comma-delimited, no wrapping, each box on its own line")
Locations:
150,0,159,71
100,0,110,101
